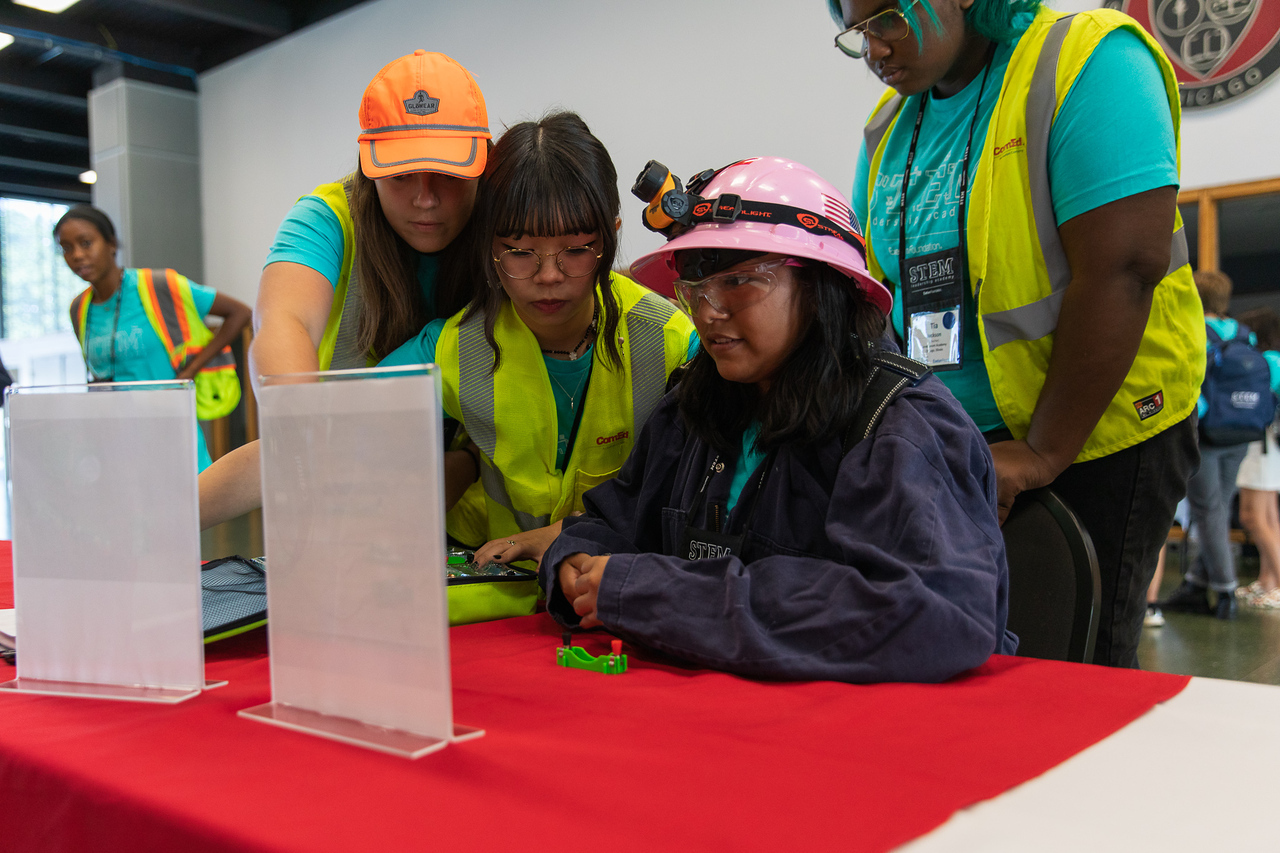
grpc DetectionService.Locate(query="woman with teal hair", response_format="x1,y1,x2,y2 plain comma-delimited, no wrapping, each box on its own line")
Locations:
829,0,1204,667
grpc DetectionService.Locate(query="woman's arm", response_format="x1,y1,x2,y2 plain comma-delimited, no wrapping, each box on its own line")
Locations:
176,291,252,380
247,261,335,386
198,263,334,528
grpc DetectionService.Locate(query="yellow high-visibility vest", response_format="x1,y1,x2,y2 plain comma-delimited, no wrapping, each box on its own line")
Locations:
438,272,693,547
307,176,370,371
862,8,1205,462
71,268,240,420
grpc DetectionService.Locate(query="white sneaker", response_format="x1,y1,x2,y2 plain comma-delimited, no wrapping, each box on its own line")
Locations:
1144,605,1166,627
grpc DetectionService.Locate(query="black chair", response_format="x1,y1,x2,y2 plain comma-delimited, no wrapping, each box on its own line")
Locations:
1001,487,1101,663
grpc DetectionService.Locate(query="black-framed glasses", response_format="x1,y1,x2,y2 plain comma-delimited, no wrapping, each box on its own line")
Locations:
492,244,602,279
834,0,920,59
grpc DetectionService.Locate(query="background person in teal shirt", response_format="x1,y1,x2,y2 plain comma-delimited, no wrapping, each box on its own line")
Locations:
56,205,252,471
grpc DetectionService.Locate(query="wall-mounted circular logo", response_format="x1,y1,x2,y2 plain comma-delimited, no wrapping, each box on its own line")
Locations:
1105,0,1280,109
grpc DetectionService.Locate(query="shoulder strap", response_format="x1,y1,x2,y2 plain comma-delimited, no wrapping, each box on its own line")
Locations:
841,348,932,456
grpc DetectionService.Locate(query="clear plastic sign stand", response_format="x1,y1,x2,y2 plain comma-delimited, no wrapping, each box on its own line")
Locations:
239,365,482,759
0,381,219,703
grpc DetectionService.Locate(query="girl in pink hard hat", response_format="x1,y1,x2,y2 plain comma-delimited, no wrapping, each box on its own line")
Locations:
538,156,1016,683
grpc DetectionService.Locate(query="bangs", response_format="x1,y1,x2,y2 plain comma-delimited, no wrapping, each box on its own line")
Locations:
492,161,605,240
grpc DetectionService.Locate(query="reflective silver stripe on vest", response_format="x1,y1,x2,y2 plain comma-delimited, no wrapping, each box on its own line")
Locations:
1167,225,1189,276
864,94,904,166
985,14,1186,349
455,312,549,530
624,293,678,430
146,269,185,361
456,312,497,458
145,269,236,369
478,463,550,531
329,179,367,369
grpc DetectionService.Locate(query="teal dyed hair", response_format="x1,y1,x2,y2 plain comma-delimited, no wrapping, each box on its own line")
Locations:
826,0,1041,45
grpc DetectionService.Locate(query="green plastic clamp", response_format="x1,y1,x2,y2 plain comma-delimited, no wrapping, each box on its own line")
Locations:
556,640,628,674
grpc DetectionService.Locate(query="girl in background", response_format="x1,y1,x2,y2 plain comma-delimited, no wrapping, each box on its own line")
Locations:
1235,306,1280,609
57,205,251,471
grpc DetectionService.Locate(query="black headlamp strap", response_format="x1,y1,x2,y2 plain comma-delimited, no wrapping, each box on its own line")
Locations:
685,197,865,251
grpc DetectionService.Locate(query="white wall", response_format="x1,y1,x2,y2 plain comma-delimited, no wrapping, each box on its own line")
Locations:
198,0,1279,305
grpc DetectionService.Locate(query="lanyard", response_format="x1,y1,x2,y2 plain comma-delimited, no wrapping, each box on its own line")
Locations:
896,48,995,338
89,288,123,382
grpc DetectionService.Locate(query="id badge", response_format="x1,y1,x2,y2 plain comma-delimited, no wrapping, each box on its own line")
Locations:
900,246,965,370
909,308,962,367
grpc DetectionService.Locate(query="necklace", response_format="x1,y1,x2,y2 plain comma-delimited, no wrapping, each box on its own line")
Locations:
540,305,598,361
547,367,588,411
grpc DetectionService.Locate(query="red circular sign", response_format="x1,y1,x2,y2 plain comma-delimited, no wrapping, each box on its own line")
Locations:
1107,0,1280,108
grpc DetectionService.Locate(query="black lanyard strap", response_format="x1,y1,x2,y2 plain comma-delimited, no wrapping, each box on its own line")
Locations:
896,46,996,334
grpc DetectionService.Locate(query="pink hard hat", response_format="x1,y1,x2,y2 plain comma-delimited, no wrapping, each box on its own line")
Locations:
629,157,892,316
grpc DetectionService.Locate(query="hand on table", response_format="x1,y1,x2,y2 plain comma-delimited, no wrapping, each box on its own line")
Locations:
472,519,567,568
988,439,1060,525
557,552,610,629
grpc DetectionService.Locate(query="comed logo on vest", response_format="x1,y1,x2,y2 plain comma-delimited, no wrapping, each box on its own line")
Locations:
596,430,629,446
993,137,1025,158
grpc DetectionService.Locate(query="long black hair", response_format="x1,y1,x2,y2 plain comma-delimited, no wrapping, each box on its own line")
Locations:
459,111,623,372
676,259,887,455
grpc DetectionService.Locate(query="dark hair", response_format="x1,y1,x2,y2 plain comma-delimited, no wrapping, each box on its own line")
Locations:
1237,306,1280,352
53,205,118,245
676,259,887,455
460,111,623,372
348,164,483,362
825,0,1041,45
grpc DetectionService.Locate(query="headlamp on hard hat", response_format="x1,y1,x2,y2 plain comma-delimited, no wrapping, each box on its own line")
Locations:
631,158,866,251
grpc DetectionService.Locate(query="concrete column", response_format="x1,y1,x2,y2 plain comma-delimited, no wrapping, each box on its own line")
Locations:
88,78,203,282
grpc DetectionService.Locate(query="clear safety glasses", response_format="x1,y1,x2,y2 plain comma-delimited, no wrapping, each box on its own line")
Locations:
493,244,602,279
673,258,803,316
834,0,920,59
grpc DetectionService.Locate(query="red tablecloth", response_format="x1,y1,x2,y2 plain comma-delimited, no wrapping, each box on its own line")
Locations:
0,541,1189,852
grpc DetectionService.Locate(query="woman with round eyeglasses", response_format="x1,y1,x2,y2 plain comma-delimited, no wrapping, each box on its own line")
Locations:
831,0,1203,669
536,156,1017,684
381,111,696,576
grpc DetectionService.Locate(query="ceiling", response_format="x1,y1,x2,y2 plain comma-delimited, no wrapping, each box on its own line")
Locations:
0,0,367,203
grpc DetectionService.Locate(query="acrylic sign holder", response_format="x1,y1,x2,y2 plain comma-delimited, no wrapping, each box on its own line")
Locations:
0,381,215,703
241,365,482,758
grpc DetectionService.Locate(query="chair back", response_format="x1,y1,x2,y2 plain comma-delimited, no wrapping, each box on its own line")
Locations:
1002,488,1101,663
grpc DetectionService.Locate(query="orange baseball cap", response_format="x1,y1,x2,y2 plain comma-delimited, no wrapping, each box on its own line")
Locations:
358,50,490,180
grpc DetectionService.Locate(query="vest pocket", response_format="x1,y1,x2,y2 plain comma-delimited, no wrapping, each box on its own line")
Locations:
571,466,622,512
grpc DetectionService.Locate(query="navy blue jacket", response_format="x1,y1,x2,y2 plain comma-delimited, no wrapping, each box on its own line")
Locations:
540,373,1018,684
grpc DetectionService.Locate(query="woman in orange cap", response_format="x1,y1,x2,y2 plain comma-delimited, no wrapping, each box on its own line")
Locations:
199,50,491,526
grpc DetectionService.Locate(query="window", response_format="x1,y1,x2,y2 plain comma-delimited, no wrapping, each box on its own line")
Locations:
0,197,86,340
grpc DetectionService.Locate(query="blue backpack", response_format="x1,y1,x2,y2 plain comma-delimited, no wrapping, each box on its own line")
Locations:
1200,323,1276,446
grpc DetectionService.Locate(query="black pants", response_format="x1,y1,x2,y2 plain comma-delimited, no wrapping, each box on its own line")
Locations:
988,415,1199,668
